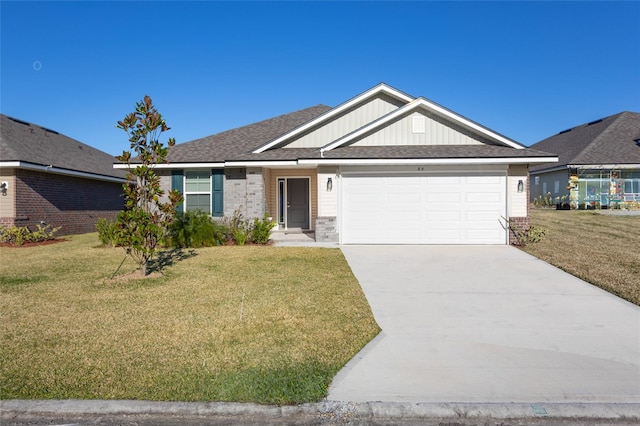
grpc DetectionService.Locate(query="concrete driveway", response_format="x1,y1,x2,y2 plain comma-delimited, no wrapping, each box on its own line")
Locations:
328,245,640,403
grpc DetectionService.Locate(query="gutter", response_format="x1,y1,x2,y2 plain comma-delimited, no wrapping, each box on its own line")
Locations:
1,161,127,183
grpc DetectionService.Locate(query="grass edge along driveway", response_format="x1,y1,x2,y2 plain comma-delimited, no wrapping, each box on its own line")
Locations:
520,209,640,306
0,233,380,404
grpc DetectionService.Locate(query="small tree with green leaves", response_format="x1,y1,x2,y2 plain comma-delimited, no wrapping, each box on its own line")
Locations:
114,96,182,275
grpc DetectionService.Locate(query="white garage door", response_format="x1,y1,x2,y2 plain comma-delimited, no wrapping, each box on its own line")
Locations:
341,173,507,244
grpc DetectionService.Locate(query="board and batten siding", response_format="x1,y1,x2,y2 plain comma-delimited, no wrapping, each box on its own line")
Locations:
267,169,317,230
508,164,528,218
352,112,485,147
285,95,405,148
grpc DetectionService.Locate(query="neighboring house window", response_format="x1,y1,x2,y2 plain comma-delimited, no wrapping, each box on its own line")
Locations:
542,182,547,194
534,176,540,185
554,180,560,194
185,170,211,214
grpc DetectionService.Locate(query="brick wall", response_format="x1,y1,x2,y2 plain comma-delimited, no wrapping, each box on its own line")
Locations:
315,216,339,242
13,169,124,235
507,216,530,245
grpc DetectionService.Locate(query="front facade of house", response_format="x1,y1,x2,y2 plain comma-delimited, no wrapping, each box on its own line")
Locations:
0,114,127,234
124,84,556,244
529,112,640,210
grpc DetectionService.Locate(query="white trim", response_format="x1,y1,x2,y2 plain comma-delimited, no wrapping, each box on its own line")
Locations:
299,157,558,166
569,164,640,170
114,162,224,169
0,161,126,183
225,161,298,167
252,83,414,154
277,176,312,230
321,97,523,152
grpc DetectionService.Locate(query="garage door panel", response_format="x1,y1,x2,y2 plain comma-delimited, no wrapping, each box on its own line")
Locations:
342,173,506,244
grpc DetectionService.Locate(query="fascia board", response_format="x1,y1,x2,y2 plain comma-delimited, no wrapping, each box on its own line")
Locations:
298,156,559,166
224,161,298,167
2,161,126,183
321,98,523,153
252,83,414,154
569,164,640,170
113,163,225,169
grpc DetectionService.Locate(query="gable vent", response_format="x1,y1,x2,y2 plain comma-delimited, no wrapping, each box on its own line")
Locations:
587,119,603,126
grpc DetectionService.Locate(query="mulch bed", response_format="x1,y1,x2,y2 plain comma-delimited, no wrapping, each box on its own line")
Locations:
0,239,67,248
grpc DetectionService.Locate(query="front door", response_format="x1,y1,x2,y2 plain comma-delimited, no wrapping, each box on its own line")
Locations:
287,178,309,229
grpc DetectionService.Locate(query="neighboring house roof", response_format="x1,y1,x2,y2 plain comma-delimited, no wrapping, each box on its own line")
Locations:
530,111,640,172
123,83,557,168
0,114,126,181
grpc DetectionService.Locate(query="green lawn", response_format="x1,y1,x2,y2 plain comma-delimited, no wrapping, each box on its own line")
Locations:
521,209,640,306
0,233,380,404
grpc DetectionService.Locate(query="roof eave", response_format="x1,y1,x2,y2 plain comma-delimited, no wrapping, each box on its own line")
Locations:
1,161,127,183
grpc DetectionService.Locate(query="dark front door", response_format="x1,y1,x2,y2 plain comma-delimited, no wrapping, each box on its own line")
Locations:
287,178,309,229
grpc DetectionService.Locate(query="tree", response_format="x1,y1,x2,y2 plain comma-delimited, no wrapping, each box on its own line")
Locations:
114,96,182,276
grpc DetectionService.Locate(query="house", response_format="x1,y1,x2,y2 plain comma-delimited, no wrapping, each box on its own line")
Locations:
529,112,640,209
0,114,127,234
117,83,557,244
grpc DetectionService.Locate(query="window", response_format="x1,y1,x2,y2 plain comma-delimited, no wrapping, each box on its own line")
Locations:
554,180,560,194
534,176,540,185
185,170,211,214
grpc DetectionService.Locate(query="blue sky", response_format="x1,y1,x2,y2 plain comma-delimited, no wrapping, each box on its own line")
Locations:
2,1,639,156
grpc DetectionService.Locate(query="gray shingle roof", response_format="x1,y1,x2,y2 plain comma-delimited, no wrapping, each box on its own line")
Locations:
228,145,553,161
0,114,126,179
530,111,640,171
166,104,555,164
167,105,332,163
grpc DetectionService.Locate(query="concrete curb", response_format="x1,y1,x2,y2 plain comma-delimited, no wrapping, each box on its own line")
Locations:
2,400,639,422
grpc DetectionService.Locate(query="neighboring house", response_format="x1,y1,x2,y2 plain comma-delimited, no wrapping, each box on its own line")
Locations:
529,112,640,209
0,114,127,234
117,83,557,244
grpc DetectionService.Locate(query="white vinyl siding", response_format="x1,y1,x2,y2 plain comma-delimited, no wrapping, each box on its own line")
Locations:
285,95,404,148
352,112,485,147
317,166,338,216
508,164,528,217
341,171,507,244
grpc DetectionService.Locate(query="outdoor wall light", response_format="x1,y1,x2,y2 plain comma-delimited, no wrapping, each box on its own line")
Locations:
0,182,7,196
517,179,524,193
327,177,333,192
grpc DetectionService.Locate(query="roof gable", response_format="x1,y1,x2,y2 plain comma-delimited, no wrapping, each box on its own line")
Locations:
530,111,640,170
0,114,126,179
252,83,413,153
321,97,523,153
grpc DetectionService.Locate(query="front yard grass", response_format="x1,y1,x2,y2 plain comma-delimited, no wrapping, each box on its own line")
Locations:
0,233,380,404
521,209,640,306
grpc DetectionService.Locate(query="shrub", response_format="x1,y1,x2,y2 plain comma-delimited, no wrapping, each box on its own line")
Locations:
223,208,253,245
502,217,547,246
252,213,276,245
167,210,226,248
0,224,61,246
96,218,118,247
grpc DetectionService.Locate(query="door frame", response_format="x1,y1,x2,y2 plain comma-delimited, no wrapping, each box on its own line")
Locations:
276,176,311,230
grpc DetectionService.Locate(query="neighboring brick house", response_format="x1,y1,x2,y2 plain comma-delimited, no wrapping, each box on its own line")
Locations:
117,83,557,245
0,114,127,235
529,112,640,209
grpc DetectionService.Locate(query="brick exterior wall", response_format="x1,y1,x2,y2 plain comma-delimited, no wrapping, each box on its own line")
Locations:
245,167,266,220
507,216,531,245
224,172,247,218
315,216,339,242
8,169,124,235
